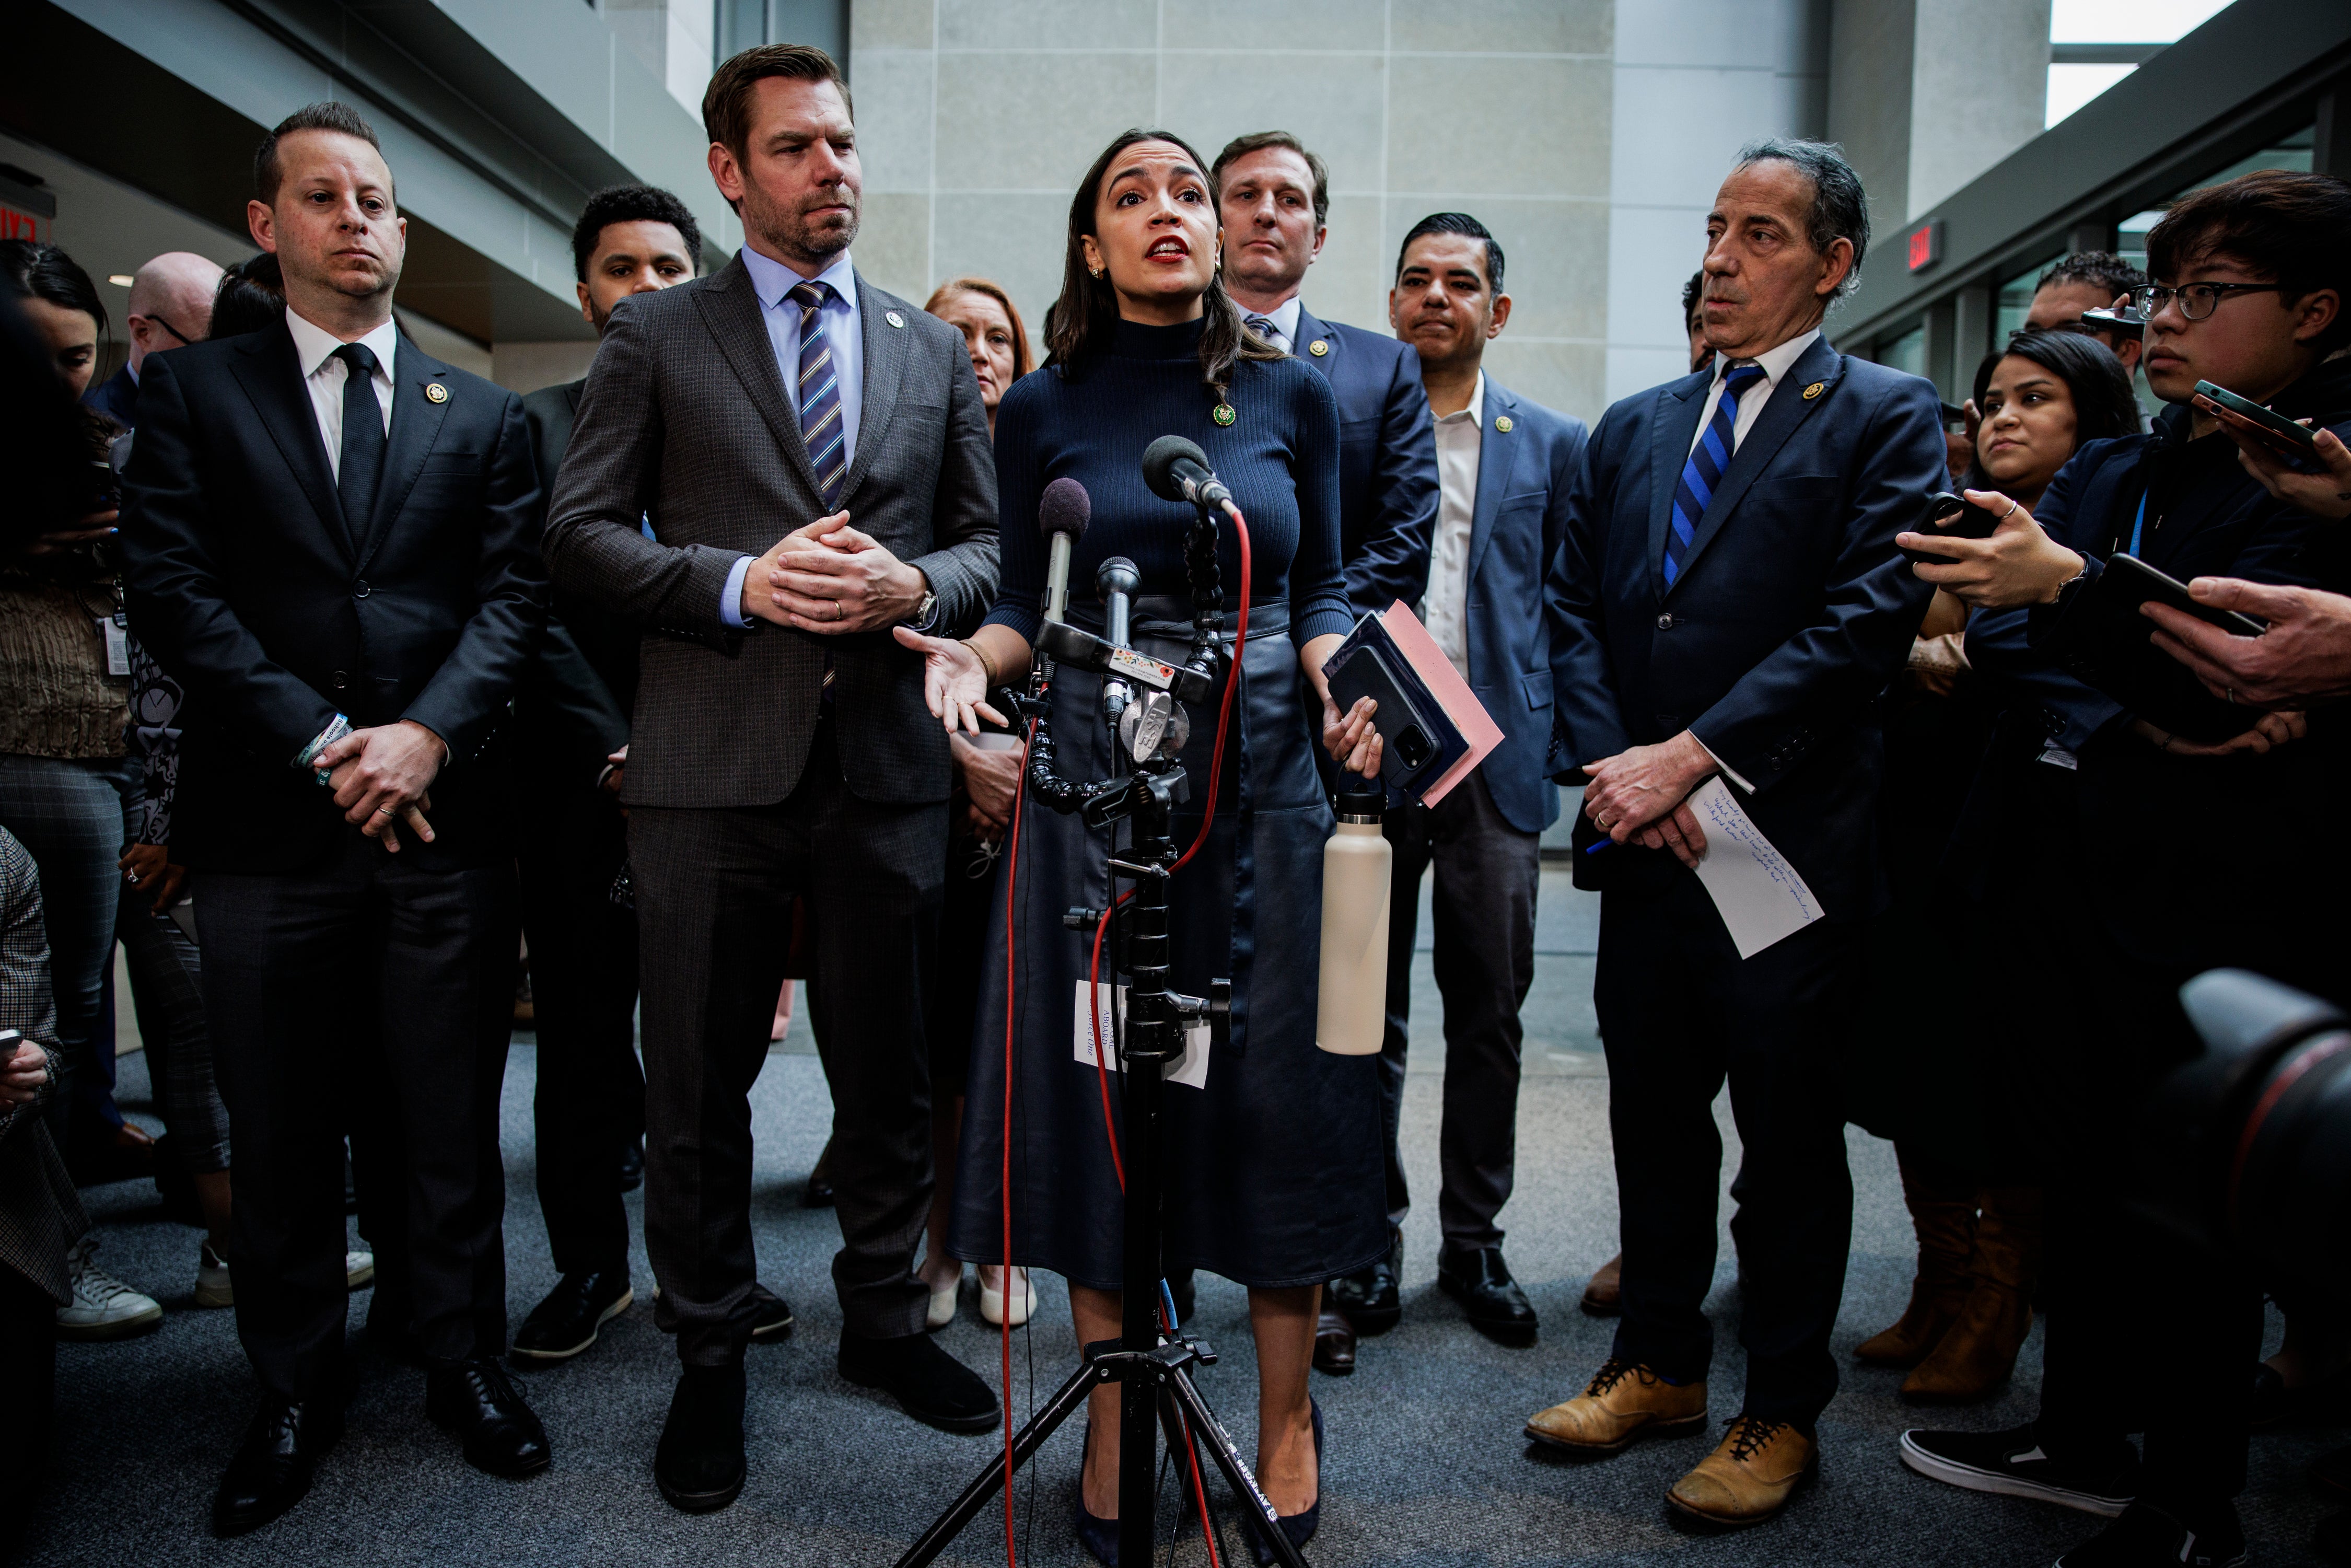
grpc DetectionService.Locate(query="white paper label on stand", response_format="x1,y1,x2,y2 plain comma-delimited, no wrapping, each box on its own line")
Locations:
1074,981,1210,1089
1684,777,1827,959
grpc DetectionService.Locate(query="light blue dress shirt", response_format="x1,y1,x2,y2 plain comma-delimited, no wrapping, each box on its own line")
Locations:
720,246,863,628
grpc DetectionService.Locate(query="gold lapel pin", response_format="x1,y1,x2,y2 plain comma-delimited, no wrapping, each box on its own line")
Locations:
1212,402,1237,427
1309,339,1329,357
1494,415,1513,433
1802,381,1825,400
424,382,449,404
884,310,906,329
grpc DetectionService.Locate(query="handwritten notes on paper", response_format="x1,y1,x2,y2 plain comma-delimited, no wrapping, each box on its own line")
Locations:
1685,779,1827,959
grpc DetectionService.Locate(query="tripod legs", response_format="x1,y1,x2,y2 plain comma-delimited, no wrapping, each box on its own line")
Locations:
892,1353,1100,1568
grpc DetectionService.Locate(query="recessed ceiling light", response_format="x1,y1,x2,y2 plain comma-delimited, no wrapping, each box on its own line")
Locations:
108,274,133,286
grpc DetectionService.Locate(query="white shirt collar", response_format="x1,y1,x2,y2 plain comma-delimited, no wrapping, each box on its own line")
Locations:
1435,370,1487,427
284,304,399,382
1260,296,1303,345
1707,327,1819,394
742,245,857,310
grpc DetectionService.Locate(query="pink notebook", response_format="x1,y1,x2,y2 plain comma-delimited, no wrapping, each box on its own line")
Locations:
1378,600,1503,807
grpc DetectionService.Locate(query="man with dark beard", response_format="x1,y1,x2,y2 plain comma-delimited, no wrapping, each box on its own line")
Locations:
542,45,1000,1513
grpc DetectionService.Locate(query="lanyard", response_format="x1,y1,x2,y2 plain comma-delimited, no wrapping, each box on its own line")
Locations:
2126,492,2148,557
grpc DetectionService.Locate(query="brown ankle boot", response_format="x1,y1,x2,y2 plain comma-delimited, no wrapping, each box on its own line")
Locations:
1854,1147,1975,1368
1902,1183,2043,1403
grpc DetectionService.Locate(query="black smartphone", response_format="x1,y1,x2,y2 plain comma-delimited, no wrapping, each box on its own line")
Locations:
1899,490,2004,566
2101,552,2266,637
2192,380,2318,463
1325,644,1439,787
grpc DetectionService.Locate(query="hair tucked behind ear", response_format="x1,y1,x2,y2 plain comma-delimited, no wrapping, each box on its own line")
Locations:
1045,127,1281,400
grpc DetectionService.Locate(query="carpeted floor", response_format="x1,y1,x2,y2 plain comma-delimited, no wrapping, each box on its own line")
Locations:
20,872,2344,1566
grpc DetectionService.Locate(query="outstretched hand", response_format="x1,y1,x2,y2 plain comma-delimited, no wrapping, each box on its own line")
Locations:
893,624,1007,735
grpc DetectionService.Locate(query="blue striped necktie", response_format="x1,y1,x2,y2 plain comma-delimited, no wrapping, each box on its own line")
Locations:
788,279,846,508
1664,360,1765,587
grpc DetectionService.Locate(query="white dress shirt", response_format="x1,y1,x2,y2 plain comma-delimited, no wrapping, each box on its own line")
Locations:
1241,294,1302,355
1679,327,1820,794
1685,327,1820,461
723,247,864,628
1423,371,1484,683
283,305,398,479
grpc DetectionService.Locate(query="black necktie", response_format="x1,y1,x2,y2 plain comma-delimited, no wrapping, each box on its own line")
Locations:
334,341,386,542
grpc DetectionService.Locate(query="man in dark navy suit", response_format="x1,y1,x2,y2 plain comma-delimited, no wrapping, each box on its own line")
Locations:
1214,131,1439,617
1526,140,1942,1527
1213,130,1441,1370
121,103,551,1534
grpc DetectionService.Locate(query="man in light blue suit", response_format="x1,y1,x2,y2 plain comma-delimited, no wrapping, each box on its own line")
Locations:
1323,213,1588,1365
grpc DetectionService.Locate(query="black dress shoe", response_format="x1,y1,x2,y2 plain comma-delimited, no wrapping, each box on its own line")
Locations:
426,1360,553,1478
1312,1305,1356,1376
1437,1246,1538,1346
618,1136,645,1193
213,1399,341,1538
656,1363,747,1514
513,1271,633,1364
838,1330,1000,1433
801,1138,836,1209
749,1282,795,1342
1328,1226,1402,1335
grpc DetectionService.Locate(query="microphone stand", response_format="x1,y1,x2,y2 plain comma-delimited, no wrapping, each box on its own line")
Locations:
895,508,1308,1568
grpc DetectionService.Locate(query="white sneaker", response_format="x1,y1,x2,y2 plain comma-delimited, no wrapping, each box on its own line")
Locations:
56,1237,164,1340
979,1265,1036,1328
346,1249,375,1291
195,1241,234,1308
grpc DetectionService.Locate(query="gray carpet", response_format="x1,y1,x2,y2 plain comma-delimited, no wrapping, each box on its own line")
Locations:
21,872,2344,1565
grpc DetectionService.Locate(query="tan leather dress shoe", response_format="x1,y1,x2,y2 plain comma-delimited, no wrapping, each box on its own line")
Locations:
1667,1415,1816,1526
1580,1252,1624,1317
1524,1358,1706,1455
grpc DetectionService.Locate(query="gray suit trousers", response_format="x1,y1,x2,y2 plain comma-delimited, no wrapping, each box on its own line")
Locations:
630,719,945,1361
1376,771,1540,1250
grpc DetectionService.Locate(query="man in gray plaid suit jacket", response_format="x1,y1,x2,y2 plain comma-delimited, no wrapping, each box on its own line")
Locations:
543,45,1000,1513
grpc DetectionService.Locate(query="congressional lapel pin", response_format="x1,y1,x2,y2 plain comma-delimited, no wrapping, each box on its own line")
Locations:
884,310,906,329
1802,381,1825,400
1211,402,1237,427
424,381,449,404
1494,415,1513,433
1309,339,1329,357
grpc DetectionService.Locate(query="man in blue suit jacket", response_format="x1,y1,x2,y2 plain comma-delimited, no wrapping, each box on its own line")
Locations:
1318,213,1586,1368
1214,132,1439,615
1527,141,1943,1526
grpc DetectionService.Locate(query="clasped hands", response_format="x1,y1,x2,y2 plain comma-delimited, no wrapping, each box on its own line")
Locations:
741,512,928,634
313,719,448,851
1580,729,1715,868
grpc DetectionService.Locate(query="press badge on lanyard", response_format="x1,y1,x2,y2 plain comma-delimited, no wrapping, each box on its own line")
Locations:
99,612,130,677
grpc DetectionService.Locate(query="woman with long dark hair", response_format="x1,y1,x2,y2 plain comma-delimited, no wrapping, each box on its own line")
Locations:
1848,328,2140,1405
895,128,1385,1563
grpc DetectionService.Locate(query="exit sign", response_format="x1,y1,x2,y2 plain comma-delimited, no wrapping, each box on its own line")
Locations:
1906,219,1944,273
0,168,53,244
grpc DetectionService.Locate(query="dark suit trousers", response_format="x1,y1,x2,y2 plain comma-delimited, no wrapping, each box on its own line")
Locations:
199,839,517,1400
630,719,944,1362
518,786,641,1277
1374,772,1539,1249
1596,874,1858,1428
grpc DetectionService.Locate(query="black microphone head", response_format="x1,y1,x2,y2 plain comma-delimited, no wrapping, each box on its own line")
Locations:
1141,436,1210,504
1096,556,1141,599
1039,476,1091,540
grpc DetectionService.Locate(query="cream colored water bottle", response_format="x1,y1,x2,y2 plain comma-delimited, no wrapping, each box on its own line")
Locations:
1317,782,1391,1055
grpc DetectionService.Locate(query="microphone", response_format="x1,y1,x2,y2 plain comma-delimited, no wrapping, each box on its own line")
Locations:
1140,435,1232,512
1097,555,1139,649
1097,555,1140,722
1038,476,1091,626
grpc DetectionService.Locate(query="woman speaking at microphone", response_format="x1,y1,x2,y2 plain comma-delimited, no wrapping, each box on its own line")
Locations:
894,127,1384,1562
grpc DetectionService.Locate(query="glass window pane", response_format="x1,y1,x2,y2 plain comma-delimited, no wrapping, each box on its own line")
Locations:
1879,324,1928,379
1996,252,2066,340
2119,125,2313,274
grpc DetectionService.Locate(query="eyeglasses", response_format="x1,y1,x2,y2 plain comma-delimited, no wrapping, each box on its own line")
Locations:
2127,282,2282,321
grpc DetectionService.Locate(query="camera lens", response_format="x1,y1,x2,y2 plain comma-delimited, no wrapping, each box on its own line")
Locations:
1394,727,1431,770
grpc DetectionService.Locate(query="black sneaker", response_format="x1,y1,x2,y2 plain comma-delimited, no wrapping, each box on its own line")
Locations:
512,1271,633,1363
2056,1503,2245,1567
748,1283,794,1342
1900,1425,2137,1516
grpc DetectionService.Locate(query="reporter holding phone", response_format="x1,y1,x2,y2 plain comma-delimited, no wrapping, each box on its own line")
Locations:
1895,170,2351,1567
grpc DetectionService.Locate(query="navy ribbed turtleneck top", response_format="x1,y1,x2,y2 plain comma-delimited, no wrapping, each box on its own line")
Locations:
981,316,1353,646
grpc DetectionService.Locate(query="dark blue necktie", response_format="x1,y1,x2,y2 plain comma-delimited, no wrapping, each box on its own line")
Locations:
333,341,386,543
788,280,846,509
1664,360,1764,587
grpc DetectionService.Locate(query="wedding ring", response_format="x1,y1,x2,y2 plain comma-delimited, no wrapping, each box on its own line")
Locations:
2227,687,2239,705
125,870,140,885
2001,500,2019,519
